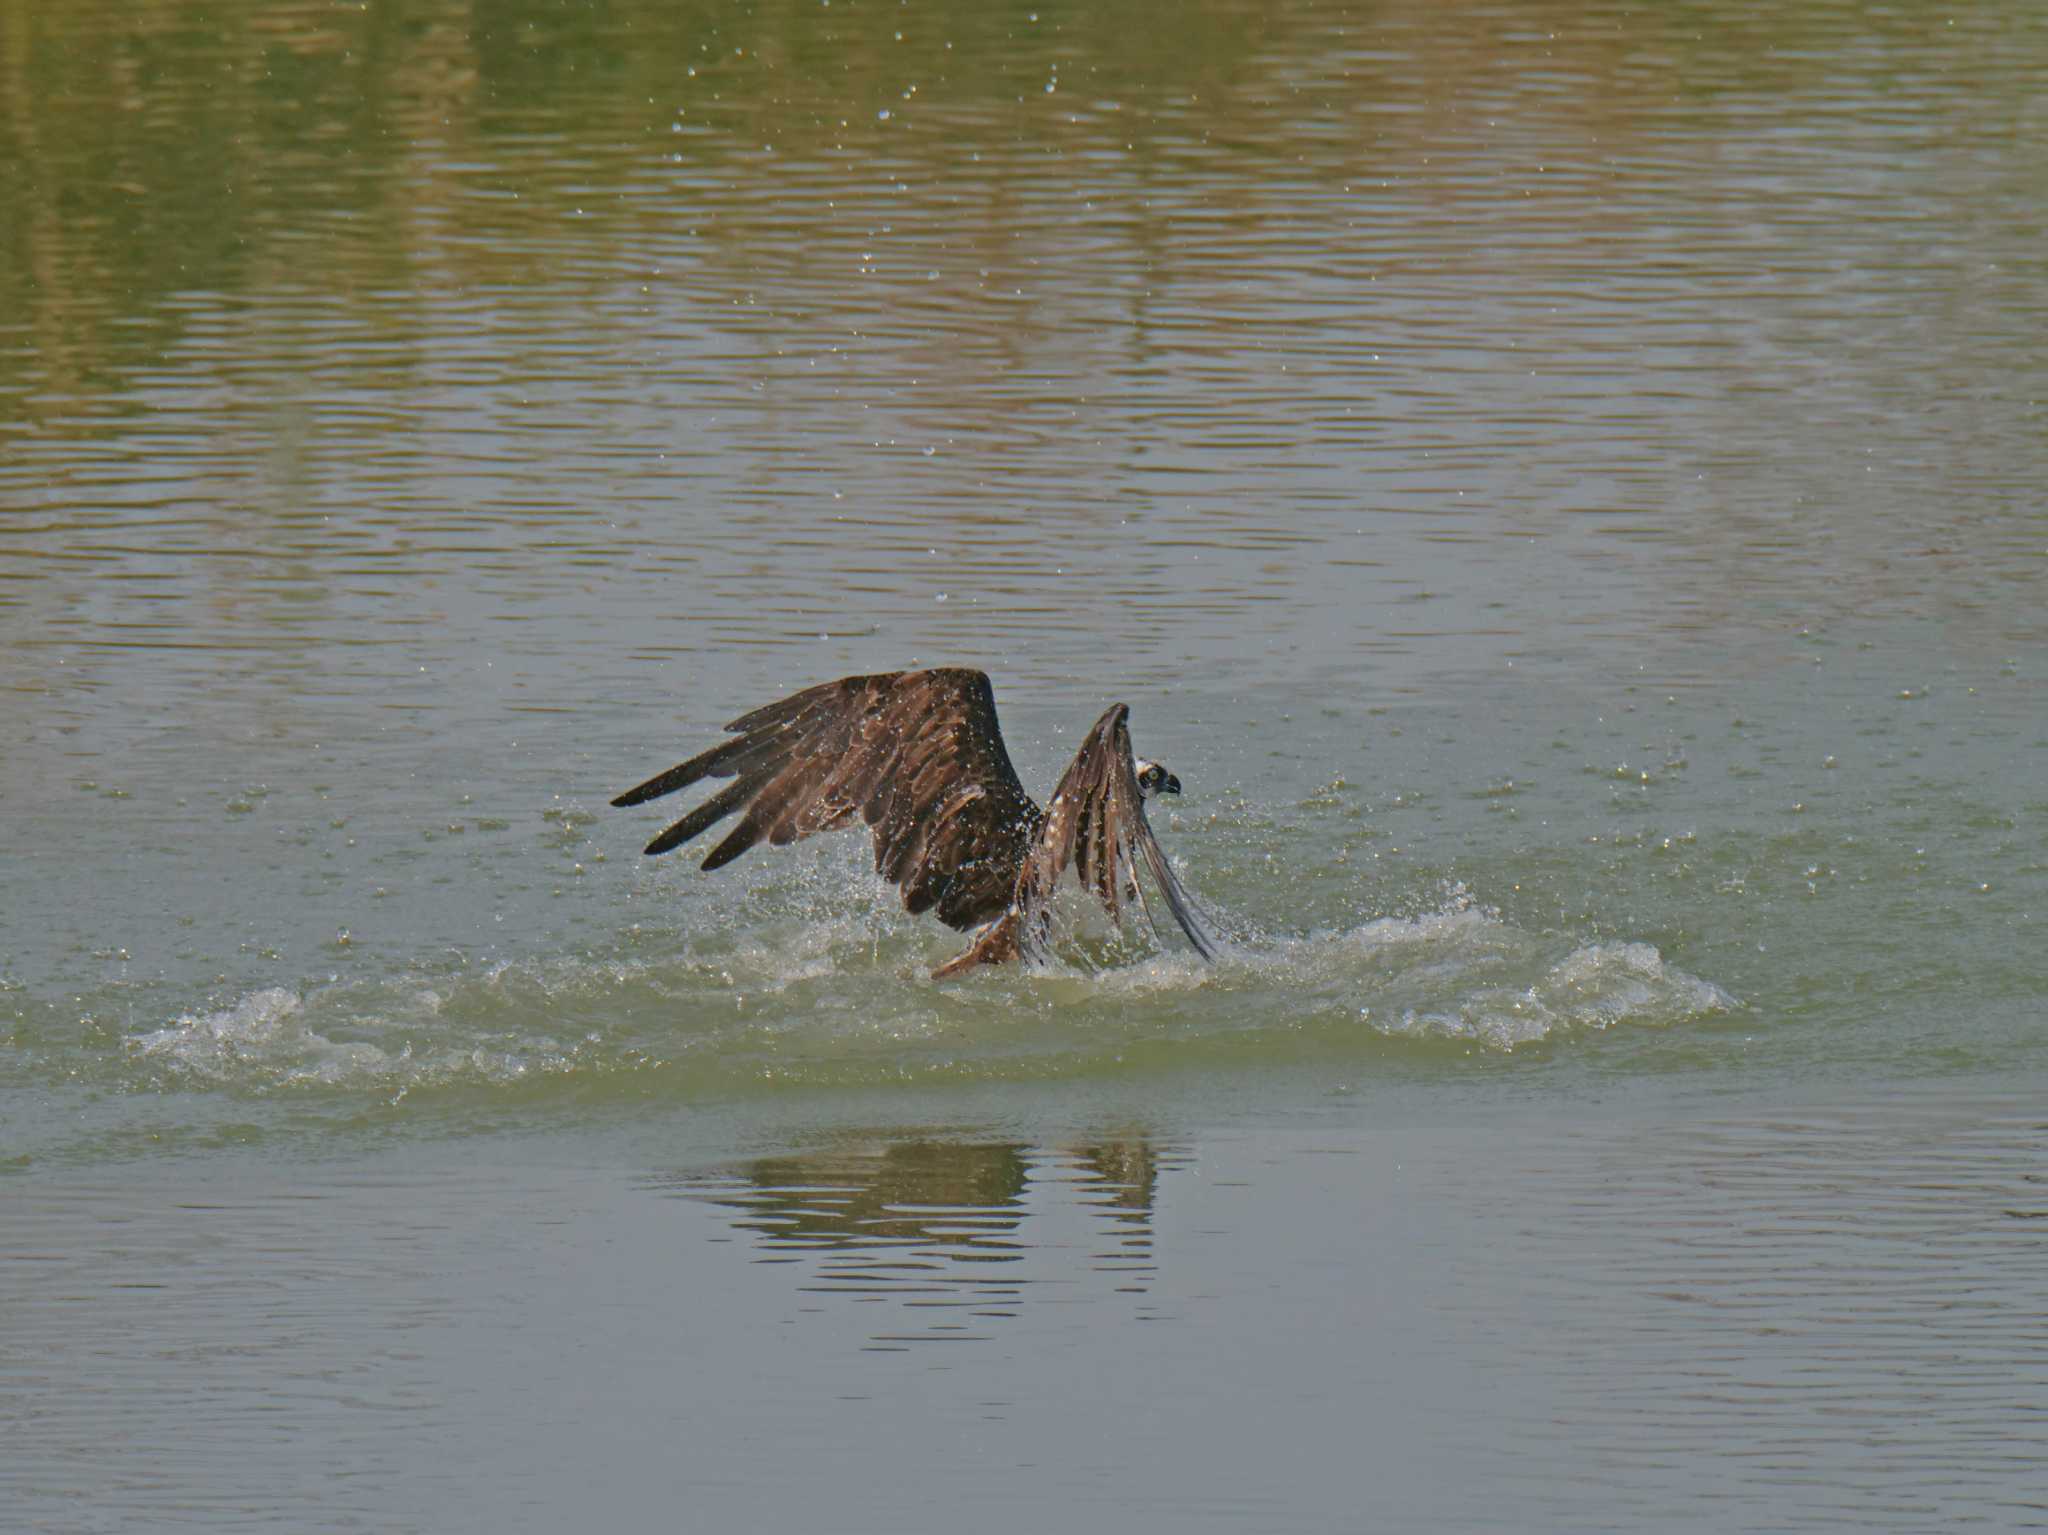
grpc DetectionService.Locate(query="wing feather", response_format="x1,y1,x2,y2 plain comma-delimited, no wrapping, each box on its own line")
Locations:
1008,704,1213,965
612,669,1042,932
644,775,761,857
932,704,1213,976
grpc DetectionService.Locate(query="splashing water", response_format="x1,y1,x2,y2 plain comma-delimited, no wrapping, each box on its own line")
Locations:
109,878,1733,1105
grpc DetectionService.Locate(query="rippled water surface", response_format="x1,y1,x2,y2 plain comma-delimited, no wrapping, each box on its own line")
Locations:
3,0,2045,1527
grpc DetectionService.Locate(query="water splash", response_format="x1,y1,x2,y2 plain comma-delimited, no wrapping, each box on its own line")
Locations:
126,984,584,1096
113,884,1732,1101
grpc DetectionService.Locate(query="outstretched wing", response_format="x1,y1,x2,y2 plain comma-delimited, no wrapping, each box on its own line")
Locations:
611,668,1042,931
933,703,1214,977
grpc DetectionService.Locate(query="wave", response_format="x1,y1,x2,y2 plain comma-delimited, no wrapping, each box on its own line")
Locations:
125,984,588,1098
114,889,1735,1098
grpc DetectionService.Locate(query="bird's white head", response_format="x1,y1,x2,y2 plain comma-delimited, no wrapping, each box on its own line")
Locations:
1133,758,1183,800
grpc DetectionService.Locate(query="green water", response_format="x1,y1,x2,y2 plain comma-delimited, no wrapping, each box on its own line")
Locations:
3,0,2045,1527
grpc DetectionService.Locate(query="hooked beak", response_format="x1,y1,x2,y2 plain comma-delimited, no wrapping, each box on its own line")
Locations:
1161,772,1182,796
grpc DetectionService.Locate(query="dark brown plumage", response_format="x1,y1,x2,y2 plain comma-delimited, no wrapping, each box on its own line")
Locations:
611,668,1214,978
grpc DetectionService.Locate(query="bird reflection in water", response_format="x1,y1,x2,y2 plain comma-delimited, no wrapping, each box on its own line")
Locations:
646,1134,1175,1347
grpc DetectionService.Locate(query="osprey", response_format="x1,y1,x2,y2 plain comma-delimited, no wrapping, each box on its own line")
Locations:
612,668,1215,978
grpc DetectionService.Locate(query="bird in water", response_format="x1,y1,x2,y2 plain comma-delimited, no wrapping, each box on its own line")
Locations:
612,667,1215,978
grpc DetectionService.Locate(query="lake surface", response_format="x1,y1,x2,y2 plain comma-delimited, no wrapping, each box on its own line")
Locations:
3,0,2045,1527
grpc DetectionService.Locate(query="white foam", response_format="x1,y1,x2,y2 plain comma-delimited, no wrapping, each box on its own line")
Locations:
1019,890,1735,1049
129,987,308,1067
1337,923,1735,1050
122,890,1736,1091
127,985,571,1093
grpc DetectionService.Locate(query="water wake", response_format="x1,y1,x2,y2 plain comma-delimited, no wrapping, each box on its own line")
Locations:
116,886,1733,1098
